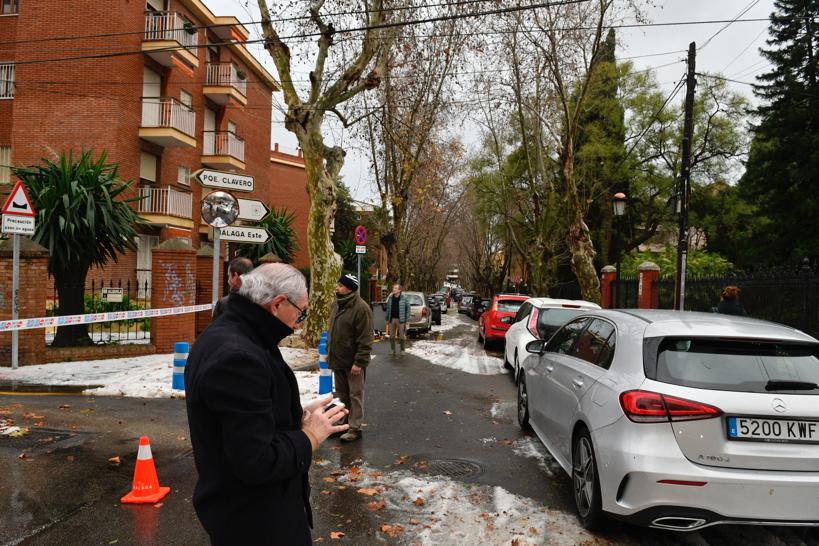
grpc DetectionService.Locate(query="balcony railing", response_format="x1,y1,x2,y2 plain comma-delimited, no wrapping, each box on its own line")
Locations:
203,131,245,161
206,63,247,96
138,186,192,219
141,97,196,137
144,11,198,50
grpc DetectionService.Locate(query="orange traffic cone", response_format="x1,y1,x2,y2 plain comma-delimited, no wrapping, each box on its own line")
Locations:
121,436,171,504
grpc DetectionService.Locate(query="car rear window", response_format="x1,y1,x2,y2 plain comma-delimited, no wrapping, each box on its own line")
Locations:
537,308,584,339
407,294,424,306
497,300,524,313
461,296,473,304
651,338,819,395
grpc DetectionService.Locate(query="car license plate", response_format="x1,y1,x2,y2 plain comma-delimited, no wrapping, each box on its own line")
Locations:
727,416,819,443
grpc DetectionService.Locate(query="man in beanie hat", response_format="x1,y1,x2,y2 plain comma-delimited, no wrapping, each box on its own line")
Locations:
327,274,373,442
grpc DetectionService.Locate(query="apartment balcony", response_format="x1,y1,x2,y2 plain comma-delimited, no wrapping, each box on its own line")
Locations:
204,63,247,106
139,97,197,148
138,186,193,229
202,131,245,170
142,11,199,68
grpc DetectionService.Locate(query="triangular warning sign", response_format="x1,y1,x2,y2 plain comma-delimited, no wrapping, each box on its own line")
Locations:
1,180,36,217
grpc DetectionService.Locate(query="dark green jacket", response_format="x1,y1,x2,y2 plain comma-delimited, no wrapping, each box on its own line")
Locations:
327,293,373,369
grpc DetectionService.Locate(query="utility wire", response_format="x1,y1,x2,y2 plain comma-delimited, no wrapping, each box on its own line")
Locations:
699,0,763,51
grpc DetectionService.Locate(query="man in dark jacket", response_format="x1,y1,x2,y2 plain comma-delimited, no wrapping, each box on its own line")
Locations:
212,256,253,319
327,274,373,442
185,263,349,545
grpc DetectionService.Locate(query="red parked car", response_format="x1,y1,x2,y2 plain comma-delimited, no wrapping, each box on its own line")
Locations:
477,294,529,348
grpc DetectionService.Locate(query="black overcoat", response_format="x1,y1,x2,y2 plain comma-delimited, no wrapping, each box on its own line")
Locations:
185,293,313,545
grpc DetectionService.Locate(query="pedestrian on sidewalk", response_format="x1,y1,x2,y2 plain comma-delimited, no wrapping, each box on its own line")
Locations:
211,256,253,319
384,283,411,356
716,285,748,316
328,274,373,443
185,263,349,545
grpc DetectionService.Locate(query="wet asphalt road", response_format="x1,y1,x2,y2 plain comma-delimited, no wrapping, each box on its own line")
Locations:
1,310,818,545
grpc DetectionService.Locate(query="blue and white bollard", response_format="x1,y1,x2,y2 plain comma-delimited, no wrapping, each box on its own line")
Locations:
172,341,189,391
318,331,332,395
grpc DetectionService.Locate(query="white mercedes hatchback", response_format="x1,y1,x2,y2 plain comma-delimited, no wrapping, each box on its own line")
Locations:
503,297,601,383
517,309,819,531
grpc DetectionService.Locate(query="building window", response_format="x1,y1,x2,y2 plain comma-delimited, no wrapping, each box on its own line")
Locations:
0,64,14,98
140,152,158,184
0,146,11,184
177,165,190,186
180,90,192,108
1,0,19,15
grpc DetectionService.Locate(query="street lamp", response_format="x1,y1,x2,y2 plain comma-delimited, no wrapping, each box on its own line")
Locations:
611,192,627,308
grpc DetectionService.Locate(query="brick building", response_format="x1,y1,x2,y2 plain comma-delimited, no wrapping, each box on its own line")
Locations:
0,0,310,294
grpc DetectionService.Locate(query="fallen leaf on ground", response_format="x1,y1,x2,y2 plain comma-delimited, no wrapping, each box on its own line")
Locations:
79,408,96,415
413,497,425,506
322,477,336,483
511,539,521,546
336,486,347,491
153,503,163,508
330,531,345,539
17,453,27,459
321,490,332,496
443,410,452,416
330,469,345,476
357,488,378,496
349,466,361,474
409,518,421,525
108,540,119,545
22,412,44,420
66,455,75,462
108,456,121,466
368,471,384,478
59,404,71,410
502,439,513,446
379,524,404,537
367,500,386,511
393,456,408,465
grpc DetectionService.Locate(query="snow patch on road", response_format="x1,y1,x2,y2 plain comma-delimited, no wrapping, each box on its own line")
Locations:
431,312,470,333
340,465,596,545
512,437,564,478
0,349,320,401
405,339,505,375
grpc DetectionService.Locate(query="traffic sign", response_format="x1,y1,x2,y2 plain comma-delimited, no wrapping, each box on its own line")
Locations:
196,169,254,193
355,245,366,255
219,225,271,244
237,198,270,222
1,214,35,235
354,225,367,245
1,181,36,217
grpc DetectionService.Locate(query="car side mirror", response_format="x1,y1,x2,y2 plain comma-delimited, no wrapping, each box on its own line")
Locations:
526,339,547,354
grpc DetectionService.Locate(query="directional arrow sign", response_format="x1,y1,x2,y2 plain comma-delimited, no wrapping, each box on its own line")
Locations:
237,198,270,222
219,225,270,244
196,169,254,193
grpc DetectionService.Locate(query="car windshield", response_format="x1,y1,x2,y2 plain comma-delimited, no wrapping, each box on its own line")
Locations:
653,338,819,395
536,308,585,339
497,300,524,313
407,294,424,306
461,296,473,304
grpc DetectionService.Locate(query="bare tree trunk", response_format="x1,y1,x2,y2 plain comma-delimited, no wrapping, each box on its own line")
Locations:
563,145,601,303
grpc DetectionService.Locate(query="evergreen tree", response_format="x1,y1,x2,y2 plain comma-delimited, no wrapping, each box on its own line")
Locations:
740,0,819,263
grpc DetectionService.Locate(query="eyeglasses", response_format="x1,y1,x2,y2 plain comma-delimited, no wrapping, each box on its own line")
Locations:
285,297,308,324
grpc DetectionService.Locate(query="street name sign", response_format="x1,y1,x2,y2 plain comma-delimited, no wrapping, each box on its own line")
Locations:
220,225,271,244
237,198,270,221
197,170,254,193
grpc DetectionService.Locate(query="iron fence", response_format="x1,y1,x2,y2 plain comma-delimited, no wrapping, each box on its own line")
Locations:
653,261,819,339
46,278,152,345
611,276,639,309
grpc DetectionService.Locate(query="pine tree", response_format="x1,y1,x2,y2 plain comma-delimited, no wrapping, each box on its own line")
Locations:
740,0,819,263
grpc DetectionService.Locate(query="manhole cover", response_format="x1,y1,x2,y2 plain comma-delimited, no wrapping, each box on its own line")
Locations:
419,459,482,479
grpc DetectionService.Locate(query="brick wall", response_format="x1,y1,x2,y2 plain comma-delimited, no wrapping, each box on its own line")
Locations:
270,149,309,269
0,237,48,366
150,239,197,353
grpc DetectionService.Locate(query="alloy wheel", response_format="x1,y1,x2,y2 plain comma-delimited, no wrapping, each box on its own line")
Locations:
573,436,595,518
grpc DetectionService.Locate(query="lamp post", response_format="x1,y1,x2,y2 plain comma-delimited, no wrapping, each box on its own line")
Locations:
611,192,627,308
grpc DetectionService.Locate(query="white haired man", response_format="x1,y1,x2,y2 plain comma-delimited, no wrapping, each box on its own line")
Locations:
185,263,348,545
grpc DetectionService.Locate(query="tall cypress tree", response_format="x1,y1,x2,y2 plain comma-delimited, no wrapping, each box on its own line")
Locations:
740,0,819,263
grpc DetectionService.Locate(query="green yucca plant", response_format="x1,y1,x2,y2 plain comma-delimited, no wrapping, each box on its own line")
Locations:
13,150,142,347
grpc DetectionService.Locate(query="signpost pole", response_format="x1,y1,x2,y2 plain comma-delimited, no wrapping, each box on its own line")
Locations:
357,254,361,297
212,228,221,307
11,233,19,370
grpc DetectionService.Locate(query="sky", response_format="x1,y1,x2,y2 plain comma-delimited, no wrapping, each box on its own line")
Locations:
206,0,776,203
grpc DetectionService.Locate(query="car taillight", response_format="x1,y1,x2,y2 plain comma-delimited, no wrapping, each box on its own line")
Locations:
527,309,540,338
422,307,428,318
619,390,722,423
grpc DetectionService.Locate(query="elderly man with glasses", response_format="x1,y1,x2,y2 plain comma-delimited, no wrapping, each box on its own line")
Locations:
185,263,348,545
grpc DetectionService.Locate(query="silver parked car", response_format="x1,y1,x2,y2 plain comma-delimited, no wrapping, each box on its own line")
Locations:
404,291,431,335
517,309,819,531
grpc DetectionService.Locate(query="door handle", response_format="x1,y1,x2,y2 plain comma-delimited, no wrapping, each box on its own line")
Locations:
572,378,584,389
544,364,554,373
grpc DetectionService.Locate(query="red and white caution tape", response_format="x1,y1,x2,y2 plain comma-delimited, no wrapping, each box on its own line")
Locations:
0,304,213,333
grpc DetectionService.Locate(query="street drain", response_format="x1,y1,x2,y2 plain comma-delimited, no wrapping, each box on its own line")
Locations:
419,459,482,479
